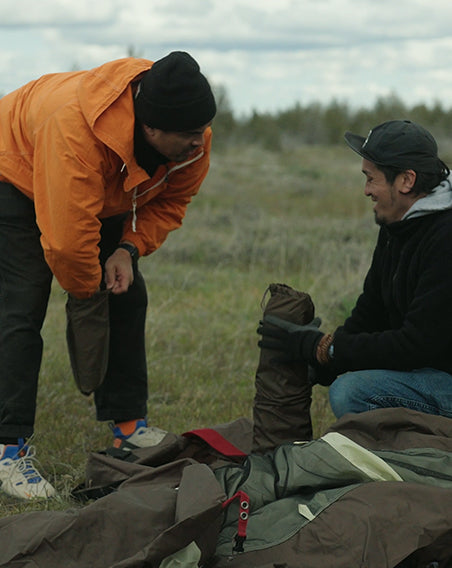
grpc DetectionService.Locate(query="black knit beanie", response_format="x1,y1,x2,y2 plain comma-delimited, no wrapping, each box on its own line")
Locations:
134,51,216,131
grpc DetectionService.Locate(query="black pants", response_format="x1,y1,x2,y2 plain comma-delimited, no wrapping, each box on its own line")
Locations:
0,182,148,439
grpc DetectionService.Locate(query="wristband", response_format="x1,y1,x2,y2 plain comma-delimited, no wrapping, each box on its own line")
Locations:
316,334,334,365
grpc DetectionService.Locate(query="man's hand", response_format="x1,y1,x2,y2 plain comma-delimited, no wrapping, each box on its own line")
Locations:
257,314,324,365
104,248,134,294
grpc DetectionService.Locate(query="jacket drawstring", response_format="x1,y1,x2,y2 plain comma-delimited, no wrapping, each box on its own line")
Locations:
132,187,137,232
122,163,137,232
222,490,250,553
128,150,204,235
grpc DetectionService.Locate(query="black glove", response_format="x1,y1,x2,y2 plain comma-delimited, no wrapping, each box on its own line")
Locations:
257,314,324,365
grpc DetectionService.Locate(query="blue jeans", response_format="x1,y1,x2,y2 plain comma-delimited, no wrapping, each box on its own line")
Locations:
329,368,452,419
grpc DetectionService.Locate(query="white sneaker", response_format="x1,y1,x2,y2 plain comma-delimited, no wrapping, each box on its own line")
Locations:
112,419,167,449
0,439,56,500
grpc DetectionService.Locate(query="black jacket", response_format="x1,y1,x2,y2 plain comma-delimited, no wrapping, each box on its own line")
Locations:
332,208,452,375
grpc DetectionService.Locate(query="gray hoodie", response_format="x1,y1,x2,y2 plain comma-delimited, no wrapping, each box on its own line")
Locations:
403,174,452,220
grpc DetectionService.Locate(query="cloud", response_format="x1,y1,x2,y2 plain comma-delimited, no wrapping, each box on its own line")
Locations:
1,0,452,115
0,0,116,26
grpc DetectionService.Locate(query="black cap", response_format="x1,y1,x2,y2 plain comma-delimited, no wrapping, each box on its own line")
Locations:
134,51,216,131
344,120,444,173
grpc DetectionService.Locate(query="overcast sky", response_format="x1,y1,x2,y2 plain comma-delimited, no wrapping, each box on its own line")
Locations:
1,0,451,117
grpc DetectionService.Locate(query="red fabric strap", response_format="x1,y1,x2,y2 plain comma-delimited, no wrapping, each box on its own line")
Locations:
221,490,250,552
182,427,247,457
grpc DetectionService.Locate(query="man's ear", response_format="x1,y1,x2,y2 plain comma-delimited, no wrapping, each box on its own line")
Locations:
399,169,417,194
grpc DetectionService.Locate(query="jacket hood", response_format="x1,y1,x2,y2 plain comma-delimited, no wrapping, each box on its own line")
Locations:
78,58,152,126
77,58,153,167
403,174,452,220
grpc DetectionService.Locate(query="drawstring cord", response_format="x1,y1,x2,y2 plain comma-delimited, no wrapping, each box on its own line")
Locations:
260,285,272,311
126,150,204,236
222,490,250,553
132,187,137,232
121,164,137,232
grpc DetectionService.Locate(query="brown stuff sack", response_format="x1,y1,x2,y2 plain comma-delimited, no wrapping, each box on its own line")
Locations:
252,283,315,453
66,290,110,395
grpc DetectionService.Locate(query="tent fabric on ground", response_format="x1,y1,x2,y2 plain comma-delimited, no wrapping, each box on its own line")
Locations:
0,409,452,567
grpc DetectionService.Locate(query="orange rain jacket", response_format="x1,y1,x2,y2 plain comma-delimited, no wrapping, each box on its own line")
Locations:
0,58,212,298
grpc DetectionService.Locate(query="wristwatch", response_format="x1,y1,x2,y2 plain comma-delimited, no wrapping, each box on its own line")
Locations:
328,343,335,360
117,242,139,261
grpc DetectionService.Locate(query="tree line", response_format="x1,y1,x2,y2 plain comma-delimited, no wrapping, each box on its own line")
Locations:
213,87,452,152
2,77,450,152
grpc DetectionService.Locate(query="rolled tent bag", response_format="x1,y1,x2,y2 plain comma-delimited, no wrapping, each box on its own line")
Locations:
252,283,315,453
65,290,110,395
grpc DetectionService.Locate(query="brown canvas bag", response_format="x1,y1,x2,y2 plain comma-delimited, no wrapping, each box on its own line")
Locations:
252,283,315,453
65,290,110,395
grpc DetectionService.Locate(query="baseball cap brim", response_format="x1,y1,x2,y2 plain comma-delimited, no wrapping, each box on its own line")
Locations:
344,132,367,157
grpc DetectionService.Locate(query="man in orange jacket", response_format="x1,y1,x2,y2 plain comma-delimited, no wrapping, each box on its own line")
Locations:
0,51,216,499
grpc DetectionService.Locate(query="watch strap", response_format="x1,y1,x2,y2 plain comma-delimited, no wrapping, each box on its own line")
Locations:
118,242,139,260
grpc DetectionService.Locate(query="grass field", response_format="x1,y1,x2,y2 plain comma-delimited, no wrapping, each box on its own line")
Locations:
1,143,383,514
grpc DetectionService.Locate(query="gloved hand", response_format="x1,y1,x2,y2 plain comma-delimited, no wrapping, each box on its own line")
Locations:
257,314,324,365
